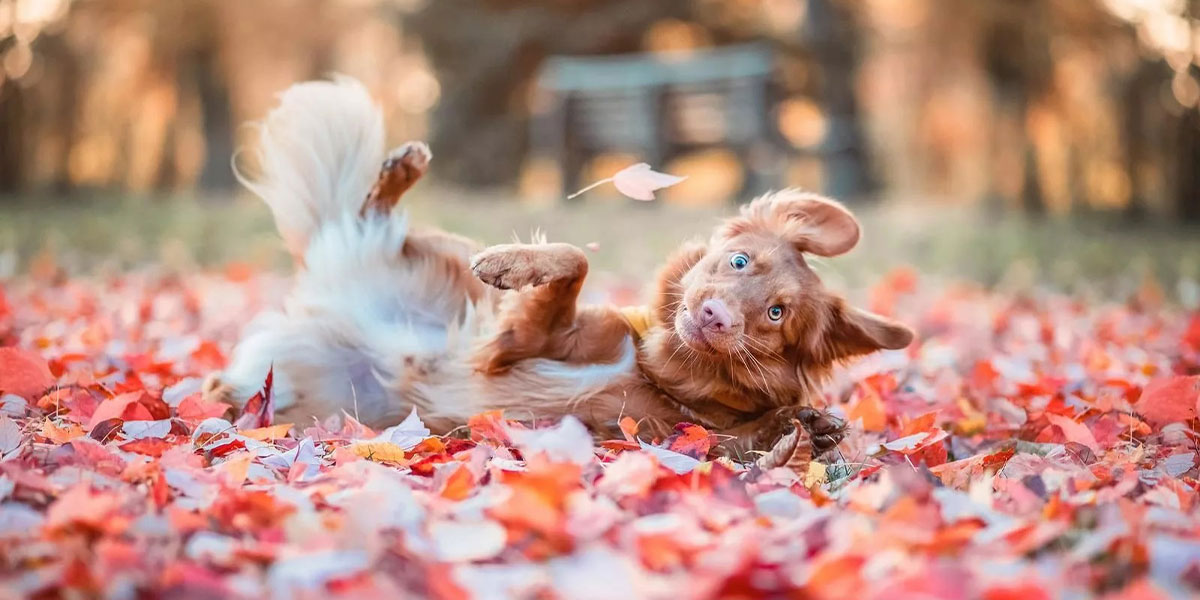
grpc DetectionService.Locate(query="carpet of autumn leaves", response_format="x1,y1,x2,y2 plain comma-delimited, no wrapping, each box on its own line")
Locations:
1,267,1199,599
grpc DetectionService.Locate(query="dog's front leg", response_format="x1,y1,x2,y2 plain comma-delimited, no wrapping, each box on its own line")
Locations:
470,242,634,375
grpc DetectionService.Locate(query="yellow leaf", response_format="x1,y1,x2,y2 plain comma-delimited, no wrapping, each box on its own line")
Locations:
351,441,409,464
804,461,827,489
216,452,252,486
240,423,294,441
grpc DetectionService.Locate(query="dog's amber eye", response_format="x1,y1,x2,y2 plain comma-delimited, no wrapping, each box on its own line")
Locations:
768,305,784,321
730,253,750,270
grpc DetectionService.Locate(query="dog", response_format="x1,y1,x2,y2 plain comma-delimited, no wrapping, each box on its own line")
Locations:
204,78,914,463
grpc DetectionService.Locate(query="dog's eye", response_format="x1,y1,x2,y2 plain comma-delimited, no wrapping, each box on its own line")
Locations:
768,305,784,321
729,253,750,270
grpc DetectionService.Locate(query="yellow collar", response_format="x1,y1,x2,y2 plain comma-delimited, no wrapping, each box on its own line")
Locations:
619,305,654,341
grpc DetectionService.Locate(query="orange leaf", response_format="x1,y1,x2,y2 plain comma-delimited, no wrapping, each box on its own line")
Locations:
664,423,712,459
239,423,294,441
848,385,887,432
40,419,85,444
619,416,638,441
351,441,409,464
0,347,54,400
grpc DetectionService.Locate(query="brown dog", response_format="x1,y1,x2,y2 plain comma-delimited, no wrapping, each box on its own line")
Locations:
207,79,913,464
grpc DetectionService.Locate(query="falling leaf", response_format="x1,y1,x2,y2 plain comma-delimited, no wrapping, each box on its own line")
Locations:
566,163,686,201
0,347,54,401
611,163,686,201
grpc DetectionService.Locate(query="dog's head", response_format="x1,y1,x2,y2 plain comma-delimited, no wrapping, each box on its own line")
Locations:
672,190,913,366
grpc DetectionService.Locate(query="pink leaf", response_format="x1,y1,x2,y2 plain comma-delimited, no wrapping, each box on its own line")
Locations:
611,163,686,201
88,392,142,431
1137,375,1199,427
1046,414,1100,453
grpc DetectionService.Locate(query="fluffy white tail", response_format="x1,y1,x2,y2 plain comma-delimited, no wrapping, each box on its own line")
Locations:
235,77,385,259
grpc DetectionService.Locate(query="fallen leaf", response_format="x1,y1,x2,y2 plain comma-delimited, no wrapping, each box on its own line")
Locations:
233,367,274,430
1137,375,1199,427
0,347,54,401
240,423,294,441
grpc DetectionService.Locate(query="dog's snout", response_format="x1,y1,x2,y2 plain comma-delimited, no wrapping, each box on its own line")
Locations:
699,299,733,332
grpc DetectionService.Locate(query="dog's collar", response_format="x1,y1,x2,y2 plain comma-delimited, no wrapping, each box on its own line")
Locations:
619,305,654,341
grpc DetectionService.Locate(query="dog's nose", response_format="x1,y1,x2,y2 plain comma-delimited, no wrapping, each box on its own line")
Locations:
698,299,733,332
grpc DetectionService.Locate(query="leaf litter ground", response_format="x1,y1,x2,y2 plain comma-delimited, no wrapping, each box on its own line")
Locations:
0,268,1199,599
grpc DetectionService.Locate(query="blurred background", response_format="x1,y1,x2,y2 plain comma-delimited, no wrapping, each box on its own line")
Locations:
0,0,1197,302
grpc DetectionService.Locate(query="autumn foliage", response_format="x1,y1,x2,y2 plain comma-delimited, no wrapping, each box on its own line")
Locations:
0,270,1198,598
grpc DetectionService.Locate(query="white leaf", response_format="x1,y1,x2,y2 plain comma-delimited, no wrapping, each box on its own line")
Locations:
611,163,686,201
261,437,321,478
121,419,172,440
267,549,369,598
509,416,594,465
370,408,430,450
1162,452,1196,477
428,519,507,562
882,432,930,452
0,416,21,457
638,440,701,474
0,395,27,417
163,377,202,407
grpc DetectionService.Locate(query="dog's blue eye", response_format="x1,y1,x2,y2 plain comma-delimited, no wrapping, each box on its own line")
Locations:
730,253,749,270
768,305,784,321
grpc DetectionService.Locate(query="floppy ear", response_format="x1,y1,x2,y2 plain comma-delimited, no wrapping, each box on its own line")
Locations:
720,190,861,257
822,303,914,362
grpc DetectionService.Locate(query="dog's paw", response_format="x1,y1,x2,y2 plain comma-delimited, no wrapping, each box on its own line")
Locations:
796,407,846,456
386,141,432,178
201,372,235,406
362,141,432,216
470,243,583,290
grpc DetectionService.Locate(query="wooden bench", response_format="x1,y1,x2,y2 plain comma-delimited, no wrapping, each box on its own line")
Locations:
531,43,789,199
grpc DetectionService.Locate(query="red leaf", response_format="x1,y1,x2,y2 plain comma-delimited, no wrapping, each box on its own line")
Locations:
119,437,174,457
89,418,124,442
1045,414,1100,453
0,346,54,400
176,395,230,422
664,423,713,459
233,367,274,430
1136,376,1199,427
88,392,141,430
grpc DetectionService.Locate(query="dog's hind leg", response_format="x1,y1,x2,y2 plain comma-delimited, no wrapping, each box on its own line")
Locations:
361,141,431,217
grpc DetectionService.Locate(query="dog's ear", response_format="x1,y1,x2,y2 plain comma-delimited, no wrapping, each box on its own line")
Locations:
720,190,861,257
821,302,913,362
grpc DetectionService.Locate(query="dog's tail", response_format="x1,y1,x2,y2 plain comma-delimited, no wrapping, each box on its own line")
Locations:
235,77,385,259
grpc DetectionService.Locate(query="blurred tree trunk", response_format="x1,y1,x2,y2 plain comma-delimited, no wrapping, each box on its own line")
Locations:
0,82,23,194
980,0,1053,215
409,0,689,186
806,0,875,199
1176,99,1200,223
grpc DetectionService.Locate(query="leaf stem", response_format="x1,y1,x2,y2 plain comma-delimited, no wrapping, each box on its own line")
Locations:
566,177,613,200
